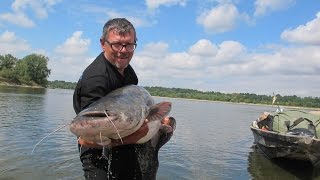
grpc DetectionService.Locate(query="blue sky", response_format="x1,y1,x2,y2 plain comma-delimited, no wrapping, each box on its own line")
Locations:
0,0,319,97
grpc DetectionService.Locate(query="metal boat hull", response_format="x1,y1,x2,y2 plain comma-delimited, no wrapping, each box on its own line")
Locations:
250,126,320,166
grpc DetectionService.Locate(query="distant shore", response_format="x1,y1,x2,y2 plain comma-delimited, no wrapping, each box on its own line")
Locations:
155,96,320,111
0,80,319,111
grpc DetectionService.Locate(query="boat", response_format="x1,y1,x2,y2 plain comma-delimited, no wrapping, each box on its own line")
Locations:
250,109,320,166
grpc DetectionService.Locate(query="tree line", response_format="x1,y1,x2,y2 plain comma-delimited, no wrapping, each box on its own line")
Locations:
1,53,319,108
0,54,51,87
47,81,320,108
48,80,77,89
145,86,320,108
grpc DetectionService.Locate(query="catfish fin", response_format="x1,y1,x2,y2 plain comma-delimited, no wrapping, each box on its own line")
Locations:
147,102,171,121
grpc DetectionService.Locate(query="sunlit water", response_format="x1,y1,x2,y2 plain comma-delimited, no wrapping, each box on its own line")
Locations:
0,86,319,180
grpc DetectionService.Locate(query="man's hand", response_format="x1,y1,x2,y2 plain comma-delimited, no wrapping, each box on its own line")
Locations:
78,137,101,148
161,116,176,133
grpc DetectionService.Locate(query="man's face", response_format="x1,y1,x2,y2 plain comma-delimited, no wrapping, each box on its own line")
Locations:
101,30,136,73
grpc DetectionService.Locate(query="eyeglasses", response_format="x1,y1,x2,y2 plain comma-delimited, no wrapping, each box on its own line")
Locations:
105,40,137,52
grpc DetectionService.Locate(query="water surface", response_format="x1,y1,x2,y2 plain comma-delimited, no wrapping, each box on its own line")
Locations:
0,86,319,180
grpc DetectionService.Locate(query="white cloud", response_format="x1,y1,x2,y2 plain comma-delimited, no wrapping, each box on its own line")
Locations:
254,0,295,17
55,31,91,56
281,12,320,45
49,31,92,81
214,41,246,64
0,12,35,28
206,44,320,97
210,45,320,77
132,38,320,97
145,0,187,10
140,41,169,57
48,56,93,82
164,52,202,69
12,0,61,19
82,4,155,28
0,31,30,55
46,35,320,97
188,39,218,56
196,3,246,33
0,0,61,27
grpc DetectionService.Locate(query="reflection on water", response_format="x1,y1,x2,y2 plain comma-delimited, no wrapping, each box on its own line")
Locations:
0,86,319,180
248,145,320,180
0,85,46,94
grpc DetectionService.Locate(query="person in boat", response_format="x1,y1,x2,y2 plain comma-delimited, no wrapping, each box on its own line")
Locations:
73,18,175,180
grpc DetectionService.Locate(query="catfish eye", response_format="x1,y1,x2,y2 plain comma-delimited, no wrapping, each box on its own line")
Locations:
146,99,154,107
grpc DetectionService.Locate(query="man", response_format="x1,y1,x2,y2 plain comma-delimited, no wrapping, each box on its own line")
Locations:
73,18,175,180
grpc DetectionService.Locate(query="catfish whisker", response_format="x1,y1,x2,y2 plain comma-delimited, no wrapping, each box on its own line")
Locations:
31,123,70,154
100,131,103,146
100,131,108,159
104,111,123,145
78,137,83,154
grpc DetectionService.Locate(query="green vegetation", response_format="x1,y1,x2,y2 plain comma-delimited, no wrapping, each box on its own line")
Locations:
0,54,51,87
1,53,319,108
51,83,320,108
48,80,77,89
144,86,320,108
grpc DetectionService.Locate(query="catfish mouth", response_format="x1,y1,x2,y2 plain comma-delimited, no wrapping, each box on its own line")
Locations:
74,110,110,121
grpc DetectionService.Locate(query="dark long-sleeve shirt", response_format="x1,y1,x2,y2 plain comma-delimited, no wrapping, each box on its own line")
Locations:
73,52,138,114
72,53,173,180
73,52,142,179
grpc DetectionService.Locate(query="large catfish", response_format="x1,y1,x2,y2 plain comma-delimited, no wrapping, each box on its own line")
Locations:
69,85,172,146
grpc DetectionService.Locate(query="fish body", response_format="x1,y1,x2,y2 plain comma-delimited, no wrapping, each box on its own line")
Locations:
69,85,171,146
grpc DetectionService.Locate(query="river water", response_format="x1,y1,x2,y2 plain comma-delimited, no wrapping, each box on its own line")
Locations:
0,86,319,180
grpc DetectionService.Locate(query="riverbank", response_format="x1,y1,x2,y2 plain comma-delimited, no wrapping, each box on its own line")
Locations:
0,78,44,89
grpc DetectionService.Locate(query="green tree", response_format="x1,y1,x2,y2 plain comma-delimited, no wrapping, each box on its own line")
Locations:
14,58,31,84
0,54,18,70
15,54,51,87
25,54,51,86
0,54,19,82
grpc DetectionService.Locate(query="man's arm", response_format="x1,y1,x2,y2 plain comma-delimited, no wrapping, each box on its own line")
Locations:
78,117,176,149
78,120,149,148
